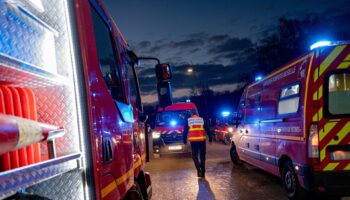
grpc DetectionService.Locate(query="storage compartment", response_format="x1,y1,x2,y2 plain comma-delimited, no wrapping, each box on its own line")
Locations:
0,0,84,198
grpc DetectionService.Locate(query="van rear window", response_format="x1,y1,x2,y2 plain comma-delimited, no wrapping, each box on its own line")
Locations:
327,72,350,115
278,83,300,115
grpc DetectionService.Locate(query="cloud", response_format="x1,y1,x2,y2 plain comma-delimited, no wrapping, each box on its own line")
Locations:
208,38,253,54
170,39,204,49
137,41,152,49
209,83,246,93
208,34,229,43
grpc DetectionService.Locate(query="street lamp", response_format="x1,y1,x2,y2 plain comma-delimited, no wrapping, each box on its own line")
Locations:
186,65,209,120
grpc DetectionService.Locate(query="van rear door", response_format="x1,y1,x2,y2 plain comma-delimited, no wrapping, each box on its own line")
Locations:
312,44,350,172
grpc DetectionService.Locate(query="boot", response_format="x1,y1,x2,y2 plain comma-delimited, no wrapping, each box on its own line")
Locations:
201,171,205,178
197,170,202,177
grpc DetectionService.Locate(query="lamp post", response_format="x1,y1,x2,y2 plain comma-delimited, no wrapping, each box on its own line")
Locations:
186,66,209,120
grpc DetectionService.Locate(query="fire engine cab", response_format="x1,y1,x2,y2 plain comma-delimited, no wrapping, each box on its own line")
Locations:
0,0,153,199
152,102,198,157
231,41,350,199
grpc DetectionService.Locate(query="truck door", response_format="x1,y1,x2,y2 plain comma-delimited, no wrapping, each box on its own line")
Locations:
239,84,262,164
121,41,147,172
75,1,134,199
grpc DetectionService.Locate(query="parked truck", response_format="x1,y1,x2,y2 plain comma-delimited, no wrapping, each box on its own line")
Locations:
231,41,350,199
0,0,152,199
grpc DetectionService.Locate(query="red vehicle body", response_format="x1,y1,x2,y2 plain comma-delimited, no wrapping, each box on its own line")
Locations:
152,102,198,156
214,116,234,145
231,42,350,199
0,0,151,199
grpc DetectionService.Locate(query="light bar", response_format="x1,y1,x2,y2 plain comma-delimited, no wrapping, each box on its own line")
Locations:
310,41,331,50
222,111,230,117
255,75,263,81
170,120,177,126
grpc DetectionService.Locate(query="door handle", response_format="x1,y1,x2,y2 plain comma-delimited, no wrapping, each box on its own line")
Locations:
254,144,259,151
102,137,113,163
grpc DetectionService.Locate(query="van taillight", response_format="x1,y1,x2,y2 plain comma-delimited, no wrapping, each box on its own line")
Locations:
308,124,320,164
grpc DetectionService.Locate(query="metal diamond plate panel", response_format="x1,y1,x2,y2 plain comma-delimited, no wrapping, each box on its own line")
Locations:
0,1,56,74
0,0,75,80
0,1,81,159
0,153,80,199
34,86,80,158
27,168,85,200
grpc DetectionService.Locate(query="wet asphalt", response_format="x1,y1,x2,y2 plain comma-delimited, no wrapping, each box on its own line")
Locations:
145,141,350,200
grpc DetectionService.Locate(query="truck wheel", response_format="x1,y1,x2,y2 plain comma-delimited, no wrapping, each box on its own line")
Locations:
281,161,305,200
126,183,143,200
230,145,241,165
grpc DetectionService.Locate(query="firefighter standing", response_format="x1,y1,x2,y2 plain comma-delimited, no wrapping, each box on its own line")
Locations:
183,113,212,177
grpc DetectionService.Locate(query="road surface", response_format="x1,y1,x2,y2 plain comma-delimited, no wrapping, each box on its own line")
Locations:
145,141,350,200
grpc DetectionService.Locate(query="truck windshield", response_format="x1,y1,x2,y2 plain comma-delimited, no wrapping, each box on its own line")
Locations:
156,109,196,126
328,72,350,115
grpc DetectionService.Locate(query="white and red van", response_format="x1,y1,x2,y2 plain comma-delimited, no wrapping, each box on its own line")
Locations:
231,41,350,199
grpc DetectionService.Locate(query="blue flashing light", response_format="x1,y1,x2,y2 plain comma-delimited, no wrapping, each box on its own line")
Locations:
255,75,263,81
310,41,331,50
170,120,177,126
222,111,230,117
186,99,191,103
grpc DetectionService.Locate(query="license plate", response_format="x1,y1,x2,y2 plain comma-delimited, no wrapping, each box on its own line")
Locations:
330,151,350,160
168,145,182,151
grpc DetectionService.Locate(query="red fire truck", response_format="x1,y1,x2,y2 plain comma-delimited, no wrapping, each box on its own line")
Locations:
152,102,198,157
231,41,350,199
0,0,152,199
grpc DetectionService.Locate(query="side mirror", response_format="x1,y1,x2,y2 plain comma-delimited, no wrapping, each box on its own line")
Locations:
155,63,172,81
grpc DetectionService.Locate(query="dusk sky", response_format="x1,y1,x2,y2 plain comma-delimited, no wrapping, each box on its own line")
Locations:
103,0,350,104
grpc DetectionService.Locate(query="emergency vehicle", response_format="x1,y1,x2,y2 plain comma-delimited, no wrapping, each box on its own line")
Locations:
152,102,198,156
231,41,350,199
0,0,152,199
214,112,234,144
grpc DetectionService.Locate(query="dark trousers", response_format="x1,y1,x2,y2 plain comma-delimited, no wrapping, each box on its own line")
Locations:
190,141,206,173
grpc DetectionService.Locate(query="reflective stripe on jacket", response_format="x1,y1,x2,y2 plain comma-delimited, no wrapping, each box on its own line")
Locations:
188,115,206,142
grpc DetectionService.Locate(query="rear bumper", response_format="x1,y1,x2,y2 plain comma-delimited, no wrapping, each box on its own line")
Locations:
303,169,350,196
312,170,350,196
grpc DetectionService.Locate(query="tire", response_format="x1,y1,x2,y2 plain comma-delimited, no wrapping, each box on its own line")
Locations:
125,182,143,200
230,145,241,165
281,161,306,200
137,173,148,200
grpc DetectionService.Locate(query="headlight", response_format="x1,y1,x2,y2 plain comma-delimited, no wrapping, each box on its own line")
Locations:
152,131,161,139
228,127,233,133
140,132,145,140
